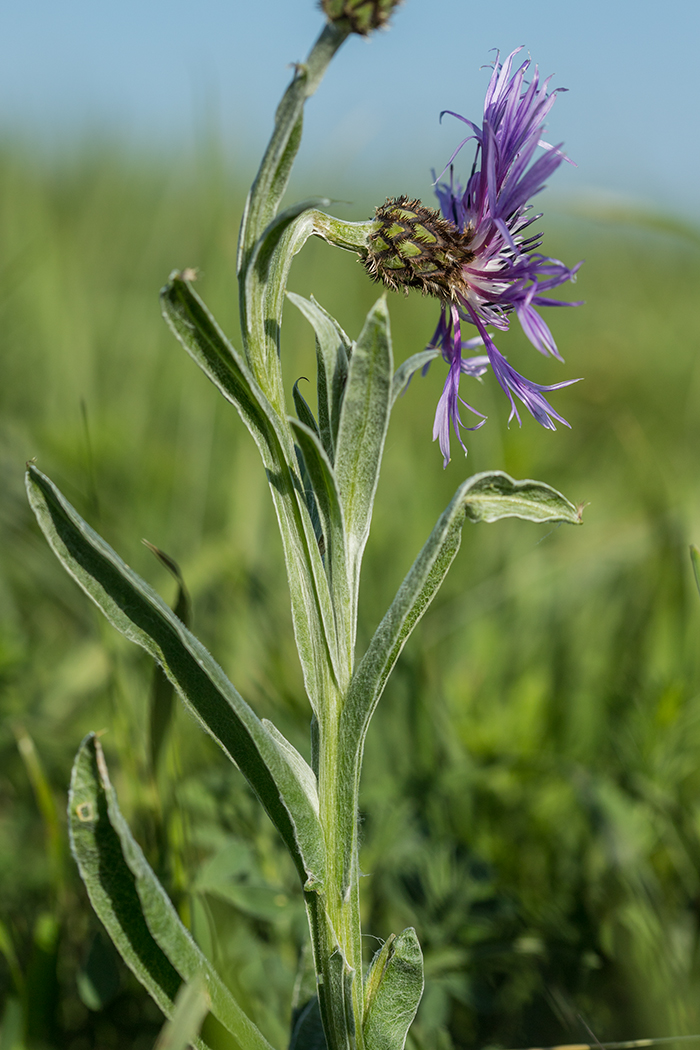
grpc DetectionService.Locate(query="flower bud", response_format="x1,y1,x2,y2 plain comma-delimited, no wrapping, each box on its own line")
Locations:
364,196,474,299
320,0,403,36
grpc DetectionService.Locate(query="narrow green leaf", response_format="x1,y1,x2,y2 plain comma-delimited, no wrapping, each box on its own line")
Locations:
153,975,210,1050
691,545,700,598
68,735,193,1040
347,469,581,729
69,735,273,1050
334,297,393,642
292,379,321,439
391,349,439,407
290,419,351,668
337,471,581,887
160,272,343,711
363,929,423,1050
0,996,23,1050
15,727,65,895
27,465,325,888
287,293,352,462
0,919,23,997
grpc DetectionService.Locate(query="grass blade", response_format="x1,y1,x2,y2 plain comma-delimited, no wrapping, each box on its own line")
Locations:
152,976,210,1050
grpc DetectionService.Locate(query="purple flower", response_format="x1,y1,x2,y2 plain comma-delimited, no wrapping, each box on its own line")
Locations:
427,47,582,465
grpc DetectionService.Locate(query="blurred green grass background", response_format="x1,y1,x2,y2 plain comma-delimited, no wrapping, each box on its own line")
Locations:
2,139,700,1050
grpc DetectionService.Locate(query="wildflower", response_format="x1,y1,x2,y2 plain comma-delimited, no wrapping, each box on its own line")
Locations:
365,48,581,466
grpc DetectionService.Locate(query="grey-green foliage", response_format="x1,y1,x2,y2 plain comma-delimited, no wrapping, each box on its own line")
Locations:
333,297,393,652
21,9,586,1050
68,733,273,1050
26,465,324,889
363,930,423,1050
161,271,341,714
334,471,581,893
286,293,352,461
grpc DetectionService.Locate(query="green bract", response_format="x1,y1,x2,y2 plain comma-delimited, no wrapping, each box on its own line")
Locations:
27,9,582,1050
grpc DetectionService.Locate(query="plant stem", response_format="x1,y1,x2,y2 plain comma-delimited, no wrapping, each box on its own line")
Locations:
310,686,366,1050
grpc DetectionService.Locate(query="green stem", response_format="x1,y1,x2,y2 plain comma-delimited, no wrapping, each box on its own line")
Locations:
308,689,366,1050
237,21,351,277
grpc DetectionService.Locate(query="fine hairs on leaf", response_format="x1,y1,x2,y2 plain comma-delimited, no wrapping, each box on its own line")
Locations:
25,6,586,1050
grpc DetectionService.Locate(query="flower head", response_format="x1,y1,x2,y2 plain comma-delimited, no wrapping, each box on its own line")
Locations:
365,47,582,466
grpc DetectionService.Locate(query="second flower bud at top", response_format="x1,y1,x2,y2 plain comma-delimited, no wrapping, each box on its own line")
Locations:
364,196,474,300
320,0,403,36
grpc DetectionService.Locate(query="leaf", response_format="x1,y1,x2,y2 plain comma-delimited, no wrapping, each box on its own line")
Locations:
363,929,423,1050
15,727,65,894
242,205,375,415
391,349,440,408
458,472,585,525
160,272,342,712
292,379,321,439
291,381,324,549
691,545,700,599
27,465,325,888
69,734,274,1050
337,471,582,887
349,469,582,718
242,198,332,411
289,420,351,667
287,293,352,462
334,297,393,642
153,976,210,1050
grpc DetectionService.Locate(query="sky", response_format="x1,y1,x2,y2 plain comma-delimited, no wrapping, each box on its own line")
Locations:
0,0,698,217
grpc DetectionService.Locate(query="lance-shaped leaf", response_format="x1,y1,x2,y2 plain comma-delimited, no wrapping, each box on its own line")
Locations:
336,471,582,887
290,419,351,672
363,929,423,1050
161,272,342,708
334,297,393,643
69,735,273,1050
27,465,325,887
287,293,352,462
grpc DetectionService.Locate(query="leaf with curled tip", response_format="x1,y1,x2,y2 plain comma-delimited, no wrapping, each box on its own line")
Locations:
335,471,582,890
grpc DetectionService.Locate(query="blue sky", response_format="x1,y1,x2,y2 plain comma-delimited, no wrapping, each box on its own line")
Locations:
1,0,698,216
